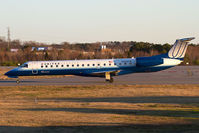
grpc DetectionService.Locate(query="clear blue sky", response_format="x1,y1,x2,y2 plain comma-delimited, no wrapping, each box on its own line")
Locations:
0,0,198,44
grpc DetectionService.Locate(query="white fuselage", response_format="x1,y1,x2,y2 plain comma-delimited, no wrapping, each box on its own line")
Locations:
26,58,136,70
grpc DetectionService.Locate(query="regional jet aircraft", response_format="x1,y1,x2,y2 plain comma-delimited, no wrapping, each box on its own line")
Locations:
5,37,195,83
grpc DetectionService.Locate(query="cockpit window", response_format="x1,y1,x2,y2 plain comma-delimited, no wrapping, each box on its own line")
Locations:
20,64,28,68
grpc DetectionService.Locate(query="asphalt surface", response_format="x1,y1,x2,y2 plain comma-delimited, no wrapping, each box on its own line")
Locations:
0,66,199,86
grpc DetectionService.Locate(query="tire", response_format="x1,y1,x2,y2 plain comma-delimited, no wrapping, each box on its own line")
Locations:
16,80,20,84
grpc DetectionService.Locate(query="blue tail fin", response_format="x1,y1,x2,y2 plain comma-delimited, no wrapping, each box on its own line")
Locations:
168,37,195,59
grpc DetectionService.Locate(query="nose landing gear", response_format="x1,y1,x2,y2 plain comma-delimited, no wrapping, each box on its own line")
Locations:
16,79,20,84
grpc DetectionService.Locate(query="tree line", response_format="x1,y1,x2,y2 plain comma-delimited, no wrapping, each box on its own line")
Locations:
0,38,198,66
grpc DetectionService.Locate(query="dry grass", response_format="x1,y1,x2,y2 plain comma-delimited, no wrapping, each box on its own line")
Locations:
0,85,199,133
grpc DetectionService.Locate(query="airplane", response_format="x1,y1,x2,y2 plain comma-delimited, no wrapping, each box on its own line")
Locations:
5,37,195,83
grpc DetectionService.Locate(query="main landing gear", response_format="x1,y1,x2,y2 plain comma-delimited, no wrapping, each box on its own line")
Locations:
105,72,114,83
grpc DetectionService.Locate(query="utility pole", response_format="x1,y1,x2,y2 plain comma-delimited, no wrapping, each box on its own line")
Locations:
7,27,11,50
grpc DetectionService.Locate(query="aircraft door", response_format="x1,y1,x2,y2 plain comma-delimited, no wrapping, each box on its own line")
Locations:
31,62,38,75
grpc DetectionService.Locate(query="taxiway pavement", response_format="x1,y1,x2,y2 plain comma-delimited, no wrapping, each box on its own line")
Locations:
0,66,198,86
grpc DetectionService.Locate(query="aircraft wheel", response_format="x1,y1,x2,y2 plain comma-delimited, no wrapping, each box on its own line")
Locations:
106,77,114,83
109,77,114,83
16,79,20,84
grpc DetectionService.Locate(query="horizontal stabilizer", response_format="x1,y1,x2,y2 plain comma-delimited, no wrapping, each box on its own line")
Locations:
179,37,195,42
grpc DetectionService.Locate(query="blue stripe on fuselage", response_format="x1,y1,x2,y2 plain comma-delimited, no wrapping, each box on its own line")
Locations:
5,65,175,78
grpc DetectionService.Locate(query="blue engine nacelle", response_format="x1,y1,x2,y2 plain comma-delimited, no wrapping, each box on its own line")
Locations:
136,56,163,67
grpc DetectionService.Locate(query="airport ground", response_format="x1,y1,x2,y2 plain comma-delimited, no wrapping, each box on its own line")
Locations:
0,84,199,133
0,66,199,86
0,66,199,133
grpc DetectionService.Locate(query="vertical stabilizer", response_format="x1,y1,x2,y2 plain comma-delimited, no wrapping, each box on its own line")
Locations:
168,37,195,59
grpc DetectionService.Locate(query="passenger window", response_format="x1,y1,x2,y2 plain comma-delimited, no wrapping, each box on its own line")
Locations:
109,64,111,66
46,65,48,68
77,64,79,67
41,66,43,68
87,64,90,66
51,65,53,68
82,64,84,67
98,64,100,66
72,64,74,67
56,65,58,67
67,65,69,67
61,65,64,67
93,64,95,66
104,63,106,66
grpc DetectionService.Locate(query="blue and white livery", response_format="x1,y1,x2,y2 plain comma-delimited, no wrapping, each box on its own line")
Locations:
5,37,195,83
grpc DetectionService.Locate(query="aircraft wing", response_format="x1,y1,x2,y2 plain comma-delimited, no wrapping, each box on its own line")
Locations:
89,70,120,77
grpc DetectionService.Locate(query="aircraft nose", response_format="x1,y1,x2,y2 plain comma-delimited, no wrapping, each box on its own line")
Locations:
5,70,13,76
4,69,18,78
